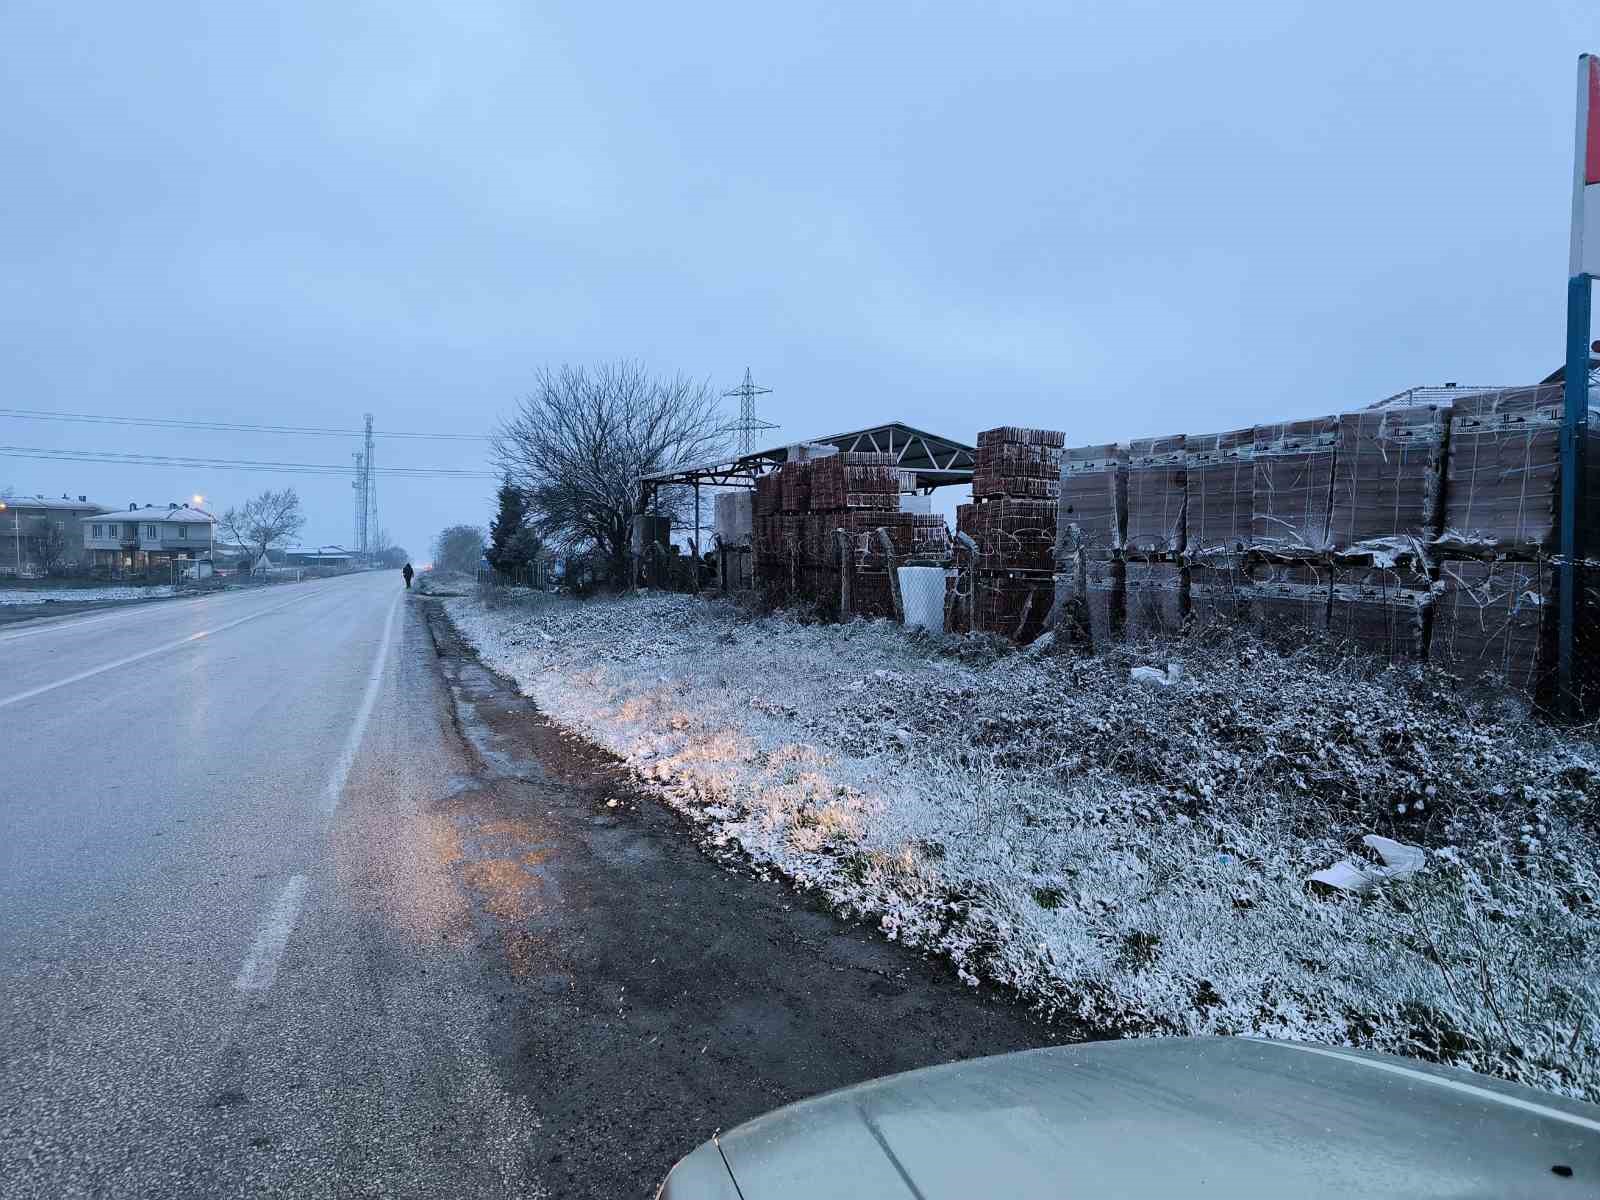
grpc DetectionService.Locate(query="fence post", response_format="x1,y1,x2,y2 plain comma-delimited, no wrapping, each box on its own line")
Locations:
874,527,904,623
953,531,979,633
834,528,854,620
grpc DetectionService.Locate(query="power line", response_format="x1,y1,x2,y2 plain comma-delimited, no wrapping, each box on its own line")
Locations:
0,445,496,478
0,407,493,441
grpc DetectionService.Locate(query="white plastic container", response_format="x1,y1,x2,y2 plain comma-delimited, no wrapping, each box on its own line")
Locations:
897,566,946,633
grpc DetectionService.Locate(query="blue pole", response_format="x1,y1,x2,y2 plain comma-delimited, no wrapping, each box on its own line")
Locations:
1559,272,1592,713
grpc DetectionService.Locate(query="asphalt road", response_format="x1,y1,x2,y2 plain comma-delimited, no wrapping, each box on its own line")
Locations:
1,572,1052,1198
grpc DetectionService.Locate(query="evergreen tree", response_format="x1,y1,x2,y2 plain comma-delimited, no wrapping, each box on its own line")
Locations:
487,481,527,575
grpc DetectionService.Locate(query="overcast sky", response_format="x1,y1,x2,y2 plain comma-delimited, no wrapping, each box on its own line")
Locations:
1,2,1594,560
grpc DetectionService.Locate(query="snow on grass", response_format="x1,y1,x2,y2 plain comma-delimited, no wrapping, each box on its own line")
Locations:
446,587,1600,1102
0,585,175,605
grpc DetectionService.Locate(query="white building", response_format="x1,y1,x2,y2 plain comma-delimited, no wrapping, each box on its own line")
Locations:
82,503,216,570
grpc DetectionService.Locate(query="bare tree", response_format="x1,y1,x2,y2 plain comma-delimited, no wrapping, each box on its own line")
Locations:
371,527,409,568
34,520,67,574
433,524,485,575
492,361,727,581
220,488,306,568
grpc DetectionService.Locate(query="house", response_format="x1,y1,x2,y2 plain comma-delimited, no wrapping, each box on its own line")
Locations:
282,545,355,567
0,494,109,575
82,503,216,570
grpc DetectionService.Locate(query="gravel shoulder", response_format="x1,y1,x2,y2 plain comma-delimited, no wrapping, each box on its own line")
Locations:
420,600,1060,1197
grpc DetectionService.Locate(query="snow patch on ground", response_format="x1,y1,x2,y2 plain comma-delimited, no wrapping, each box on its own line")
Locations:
0,585,175,605
446,588,1600,1102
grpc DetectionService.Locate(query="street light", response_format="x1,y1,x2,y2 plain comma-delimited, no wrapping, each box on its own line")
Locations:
192,496,214,571
0,502,17,575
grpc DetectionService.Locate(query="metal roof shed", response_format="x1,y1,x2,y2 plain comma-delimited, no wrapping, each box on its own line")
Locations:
636,421,976,506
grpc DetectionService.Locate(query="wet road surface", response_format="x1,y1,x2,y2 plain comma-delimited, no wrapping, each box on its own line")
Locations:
1,572,1053,1198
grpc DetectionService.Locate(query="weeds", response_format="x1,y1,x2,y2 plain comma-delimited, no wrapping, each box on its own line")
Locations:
447,590,1600,1101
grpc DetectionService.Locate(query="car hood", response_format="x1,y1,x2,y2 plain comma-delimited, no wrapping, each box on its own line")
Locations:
676,1037,1600,1199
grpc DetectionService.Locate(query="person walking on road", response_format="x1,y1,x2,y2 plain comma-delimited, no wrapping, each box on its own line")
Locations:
402,562,415,589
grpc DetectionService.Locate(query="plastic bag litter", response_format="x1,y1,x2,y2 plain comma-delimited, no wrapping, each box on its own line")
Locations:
1308,834,1425,896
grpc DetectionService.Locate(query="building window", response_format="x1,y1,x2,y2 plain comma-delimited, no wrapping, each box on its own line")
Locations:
92,524,102,538
178,526,188,539
145,524,157,538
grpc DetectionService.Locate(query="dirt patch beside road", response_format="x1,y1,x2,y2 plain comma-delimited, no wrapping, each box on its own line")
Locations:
419,598,1061,1198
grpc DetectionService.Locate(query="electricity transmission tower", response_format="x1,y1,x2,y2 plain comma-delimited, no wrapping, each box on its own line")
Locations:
722,367,777,456
351,413,377,561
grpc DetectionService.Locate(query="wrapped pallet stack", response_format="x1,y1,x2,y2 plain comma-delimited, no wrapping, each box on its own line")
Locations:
1185,428,1254,557
1327,560,1433,660
1053,444,1127,647
1424,383,1600,693
1323,403,1449,660
960,426,1063,642
1436,384,1600,553
1329,405,1449,549
1178,427,1252,637
1251,417,1337,556
1120,434,1187,641
1431,559,1551,693
1241,560,1332,639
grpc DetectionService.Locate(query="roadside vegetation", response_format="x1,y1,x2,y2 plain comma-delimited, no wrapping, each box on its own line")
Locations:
446,587,1600,1103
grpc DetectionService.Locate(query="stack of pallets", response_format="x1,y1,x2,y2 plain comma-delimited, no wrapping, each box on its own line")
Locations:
960,426,1064,642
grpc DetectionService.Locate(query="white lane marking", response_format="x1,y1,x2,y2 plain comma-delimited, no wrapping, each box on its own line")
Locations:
1254,1039,1600,1133
235,875,311,991
0,592,312,710
323,590,401,814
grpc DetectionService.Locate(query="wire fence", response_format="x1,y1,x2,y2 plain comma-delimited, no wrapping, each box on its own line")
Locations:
476,558,557,592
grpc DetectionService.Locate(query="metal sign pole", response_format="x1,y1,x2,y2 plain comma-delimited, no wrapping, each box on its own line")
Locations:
1560,276,1592,714
1561,53,1599,713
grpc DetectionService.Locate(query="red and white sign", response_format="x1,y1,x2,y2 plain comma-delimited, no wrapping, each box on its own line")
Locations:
1573,53,1600,277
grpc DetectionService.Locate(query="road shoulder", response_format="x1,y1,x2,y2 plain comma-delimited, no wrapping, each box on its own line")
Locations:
419,596,1058,1198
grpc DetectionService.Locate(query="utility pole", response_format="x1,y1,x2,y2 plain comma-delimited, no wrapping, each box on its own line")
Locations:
363,413,378,565
352,451,367,562
350,414,379,565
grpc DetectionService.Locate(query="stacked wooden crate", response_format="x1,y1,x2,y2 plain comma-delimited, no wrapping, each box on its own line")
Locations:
960,426,1063,642
748,451,952,618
